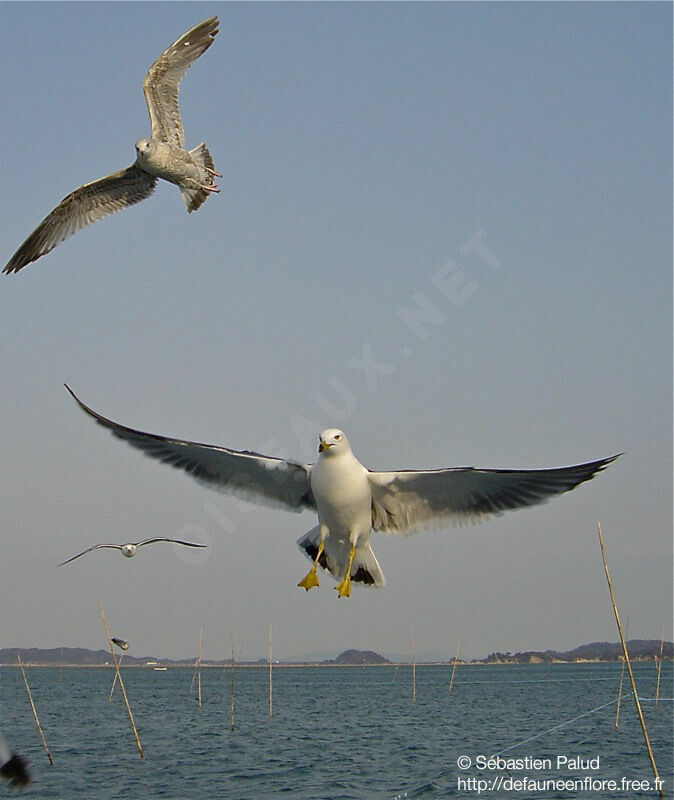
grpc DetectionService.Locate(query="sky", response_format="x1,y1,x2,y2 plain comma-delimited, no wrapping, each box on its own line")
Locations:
0,2,671,663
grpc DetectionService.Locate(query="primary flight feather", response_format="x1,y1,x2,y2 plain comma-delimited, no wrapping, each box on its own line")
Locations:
65,385,619,597
4,16,220,275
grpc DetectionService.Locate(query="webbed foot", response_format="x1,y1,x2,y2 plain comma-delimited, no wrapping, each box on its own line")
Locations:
298,566,320,591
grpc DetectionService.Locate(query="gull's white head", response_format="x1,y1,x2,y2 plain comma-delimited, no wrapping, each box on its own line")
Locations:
121,544,138,558
318,429,350,455
135,138,153,158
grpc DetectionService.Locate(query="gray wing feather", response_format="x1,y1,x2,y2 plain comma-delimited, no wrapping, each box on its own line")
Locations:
368,456,620,535
58,544,120,566
65,385,315,512
136,538,206,548
4,165,157,274
143,16,219,147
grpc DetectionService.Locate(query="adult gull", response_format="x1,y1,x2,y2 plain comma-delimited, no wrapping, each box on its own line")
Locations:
4,17,220,275
58,537,207,566
65,385,620,597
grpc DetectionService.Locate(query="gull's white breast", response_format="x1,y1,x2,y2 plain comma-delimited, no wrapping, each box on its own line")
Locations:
310,453,373,537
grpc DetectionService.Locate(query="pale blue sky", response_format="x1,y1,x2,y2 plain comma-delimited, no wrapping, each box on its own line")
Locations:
1,2,671,661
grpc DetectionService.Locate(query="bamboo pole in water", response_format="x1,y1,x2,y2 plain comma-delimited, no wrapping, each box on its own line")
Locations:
268,624,273,718
98,602,144,759
229,642,236,731
196,628,204,708
654,627,664,707
189,627,204,707
597,524,662,797
17,655,53,765
614,617,628,730
109,654,124,701
411,630,416,705
448,641,462,696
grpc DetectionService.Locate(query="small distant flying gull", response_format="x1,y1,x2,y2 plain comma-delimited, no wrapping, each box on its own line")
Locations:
58,537,207,566
65,385,620,597
4,17,220,275
111,638,129,651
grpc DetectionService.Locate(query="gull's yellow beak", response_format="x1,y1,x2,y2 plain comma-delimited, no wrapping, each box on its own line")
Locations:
318,440,331,453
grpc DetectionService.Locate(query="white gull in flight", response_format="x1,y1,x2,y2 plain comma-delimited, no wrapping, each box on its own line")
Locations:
58,537,207,566
65,385,619,597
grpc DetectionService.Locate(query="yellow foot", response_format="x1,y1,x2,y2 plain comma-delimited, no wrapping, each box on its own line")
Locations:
335,576,351,598
297,566,319,591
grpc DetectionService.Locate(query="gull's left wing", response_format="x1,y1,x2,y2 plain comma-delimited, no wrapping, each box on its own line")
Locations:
135,538,207,549
368,456,620,535
143,16,219,147
65,385,315,512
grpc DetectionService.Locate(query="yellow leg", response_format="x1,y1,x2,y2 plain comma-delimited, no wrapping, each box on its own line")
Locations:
297,541,325,591
335,546,356,598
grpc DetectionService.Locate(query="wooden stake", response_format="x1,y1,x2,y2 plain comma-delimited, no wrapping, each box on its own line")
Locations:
99,602,144,759
614,617,628,730
229,641,235,731
448,640,462,695
412,630,416,705
655,626,664,707
597,524,662,797
17,655,53,765
268,624,273,718
189,627,204,708
109,654,123,701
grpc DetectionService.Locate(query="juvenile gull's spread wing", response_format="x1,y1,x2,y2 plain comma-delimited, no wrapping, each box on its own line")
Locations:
143,16,219,147
65,385,315,512
3,166,157,274
368,456,620,535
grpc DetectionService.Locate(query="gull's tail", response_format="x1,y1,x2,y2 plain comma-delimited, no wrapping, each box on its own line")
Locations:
297,527,386,588
181,143,219,212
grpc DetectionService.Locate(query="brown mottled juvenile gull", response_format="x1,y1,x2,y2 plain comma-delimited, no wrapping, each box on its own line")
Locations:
64,385,620,598
4,17,220,275
58,537,207,566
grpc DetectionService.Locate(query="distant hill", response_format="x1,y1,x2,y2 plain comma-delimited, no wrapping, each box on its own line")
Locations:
0,640,670,666
0,647,152,666
481,640,672,664
323,649,391,665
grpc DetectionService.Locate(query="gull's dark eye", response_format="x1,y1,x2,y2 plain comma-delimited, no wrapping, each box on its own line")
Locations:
335,434,341,440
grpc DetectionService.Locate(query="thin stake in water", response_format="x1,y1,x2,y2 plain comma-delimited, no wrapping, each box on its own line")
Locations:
614,617,628,730
109,654,124,701
655,626,664,707
17,655,53,766
268,624,273,718
448,640,462,695
412,630,417,705
597,523,662,797
189,627,204,708
229,641,235,731
99,602,144,759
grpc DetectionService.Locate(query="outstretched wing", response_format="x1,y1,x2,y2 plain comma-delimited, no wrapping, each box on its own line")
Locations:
143,16,219,147
65,385,315,512
137,538,207,549
58,543,120,566
368,456,620,535
4,165,157,274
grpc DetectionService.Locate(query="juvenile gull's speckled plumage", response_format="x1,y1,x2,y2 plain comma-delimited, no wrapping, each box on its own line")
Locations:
65,385,620,596
4,16,220,275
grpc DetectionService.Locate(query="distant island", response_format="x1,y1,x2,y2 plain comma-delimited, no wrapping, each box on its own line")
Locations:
0,640,670,668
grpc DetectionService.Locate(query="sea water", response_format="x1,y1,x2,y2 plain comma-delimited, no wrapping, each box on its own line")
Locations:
0,661,671,799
